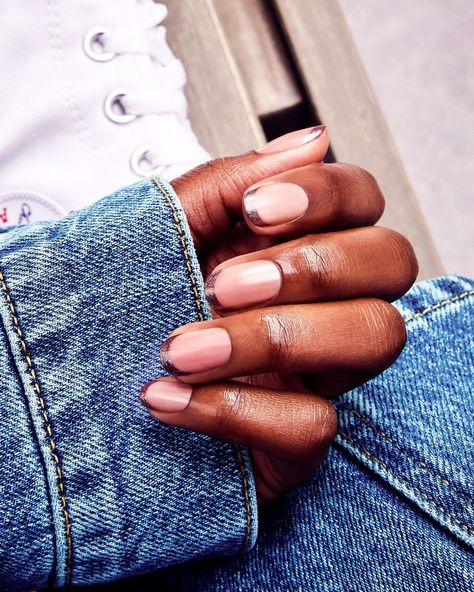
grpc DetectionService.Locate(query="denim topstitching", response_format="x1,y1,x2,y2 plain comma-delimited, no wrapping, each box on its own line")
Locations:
404,289,474,324
337,430,474,537
338,403,472,503
336,288,474,539
152,176,254,553
0,267,73,583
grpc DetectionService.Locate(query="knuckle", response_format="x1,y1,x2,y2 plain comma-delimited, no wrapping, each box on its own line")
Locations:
293,399,338,460
323,163,385,222
383,228,419,287
315,400,338,446
218,383,251,430
361,299,407,370
195,155,257,204
202,157,245,196
296,235,335,291
322,165,346,220
260,311,298,369
356,166,385,219
354,165,378,188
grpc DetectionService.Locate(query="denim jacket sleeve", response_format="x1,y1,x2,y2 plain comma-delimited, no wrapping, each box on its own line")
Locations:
0,177,258,590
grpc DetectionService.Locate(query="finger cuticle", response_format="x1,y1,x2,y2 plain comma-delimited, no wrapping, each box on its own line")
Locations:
205,260,282,311
243,182,309,227
159,327,232,375
141,377,193,413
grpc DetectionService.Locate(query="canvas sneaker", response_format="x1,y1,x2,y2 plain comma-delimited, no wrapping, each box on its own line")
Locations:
0,0,210,228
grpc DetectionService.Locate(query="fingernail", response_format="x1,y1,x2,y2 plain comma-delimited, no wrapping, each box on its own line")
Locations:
257,125,325,154
244,182,309,227
141,377,192,412
160,327,232,374
206,260,282,310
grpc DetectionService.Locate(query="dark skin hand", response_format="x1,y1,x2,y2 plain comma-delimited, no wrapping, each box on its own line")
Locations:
140,127,418,502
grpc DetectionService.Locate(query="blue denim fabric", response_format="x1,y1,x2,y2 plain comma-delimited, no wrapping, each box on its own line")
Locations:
0,177,257,591
181,275,474,592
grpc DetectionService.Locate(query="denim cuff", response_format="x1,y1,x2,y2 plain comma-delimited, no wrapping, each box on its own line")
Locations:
0,177,257,590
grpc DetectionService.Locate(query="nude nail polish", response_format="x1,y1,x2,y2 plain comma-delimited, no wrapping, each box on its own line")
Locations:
257,125,325,154
141,377,192,412
244,182,309,227
206,260,282,310
160,327,232,374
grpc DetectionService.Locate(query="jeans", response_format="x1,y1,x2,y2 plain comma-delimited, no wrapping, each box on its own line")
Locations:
182,274,474,592
82,276,474,592
0,177,257,591
0,177,472,591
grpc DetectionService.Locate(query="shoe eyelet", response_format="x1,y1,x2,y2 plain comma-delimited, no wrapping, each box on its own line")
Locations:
83,27,116,62
130,146,165,177
104,88,137,124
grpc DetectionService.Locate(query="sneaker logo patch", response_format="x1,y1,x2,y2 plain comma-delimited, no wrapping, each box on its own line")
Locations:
0,190,67,228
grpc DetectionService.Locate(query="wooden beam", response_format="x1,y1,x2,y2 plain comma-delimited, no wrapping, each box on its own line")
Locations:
214,0,302,117
163,0,265,157
272,0,443,278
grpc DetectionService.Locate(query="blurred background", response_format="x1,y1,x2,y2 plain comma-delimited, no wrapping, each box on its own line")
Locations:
167,0,473,279
340,0,474,277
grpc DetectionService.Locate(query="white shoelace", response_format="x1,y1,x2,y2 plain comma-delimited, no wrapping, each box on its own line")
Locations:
83,1,204,177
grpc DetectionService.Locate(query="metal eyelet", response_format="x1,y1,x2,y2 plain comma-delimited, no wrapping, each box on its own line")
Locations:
130,146,165,177
104,88,137,124
83,27,115,62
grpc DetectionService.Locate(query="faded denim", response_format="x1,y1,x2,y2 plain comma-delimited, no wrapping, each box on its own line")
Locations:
182,275,473,592
1,173,472,592
0,177,257,591
69,275,474,592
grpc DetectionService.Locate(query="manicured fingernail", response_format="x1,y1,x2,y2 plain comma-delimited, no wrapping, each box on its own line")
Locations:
206,260,282,310
257,125,325,154
244,182,309,227
141,377,192,412
160,327,232,374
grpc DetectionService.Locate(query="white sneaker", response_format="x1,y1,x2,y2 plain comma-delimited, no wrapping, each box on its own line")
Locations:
0,0,210,227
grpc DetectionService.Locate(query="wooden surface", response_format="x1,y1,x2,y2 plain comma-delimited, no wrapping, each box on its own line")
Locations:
162,0,265,157
272,0,443,278
214,0,302,117
164,0,442,279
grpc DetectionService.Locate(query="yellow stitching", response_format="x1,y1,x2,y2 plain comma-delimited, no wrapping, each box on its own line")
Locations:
152,176,253,552
0,269,73,582
234,445,253,552
152,177,205,321
339,404,472,502
338,430,474,536
404,289,474,324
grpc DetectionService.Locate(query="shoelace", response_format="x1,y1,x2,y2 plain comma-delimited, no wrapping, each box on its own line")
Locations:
83,1,201,177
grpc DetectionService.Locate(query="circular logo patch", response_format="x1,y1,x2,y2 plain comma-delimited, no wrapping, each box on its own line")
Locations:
0,190,67,228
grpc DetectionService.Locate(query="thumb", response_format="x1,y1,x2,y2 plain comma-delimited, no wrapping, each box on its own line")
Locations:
171,125,329,250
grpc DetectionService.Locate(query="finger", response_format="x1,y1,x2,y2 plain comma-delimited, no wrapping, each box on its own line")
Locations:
172,126,330,250
242,162,385,236
205,227,418,312
141,377,337,499
159,299,407,384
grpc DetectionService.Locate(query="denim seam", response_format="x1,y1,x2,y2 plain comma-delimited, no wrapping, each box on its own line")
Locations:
404,289,474,324
338,403,472,503
338,430,474,536
151,176,253,553
0,268,73,582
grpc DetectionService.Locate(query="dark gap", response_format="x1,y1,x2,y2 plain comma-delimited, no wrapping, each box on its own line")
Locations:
259,0,336,163
261,105,336,163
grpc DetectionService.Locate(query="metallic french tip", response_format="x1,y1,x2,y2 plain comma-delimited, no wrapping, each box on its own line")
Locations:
205,270,222,309
159,335,188,376
140,384,152,409
243,187,267,227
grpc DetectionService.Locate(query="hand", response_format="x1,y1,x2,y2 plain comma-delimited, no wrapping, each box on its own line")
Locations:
141,127,418,502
